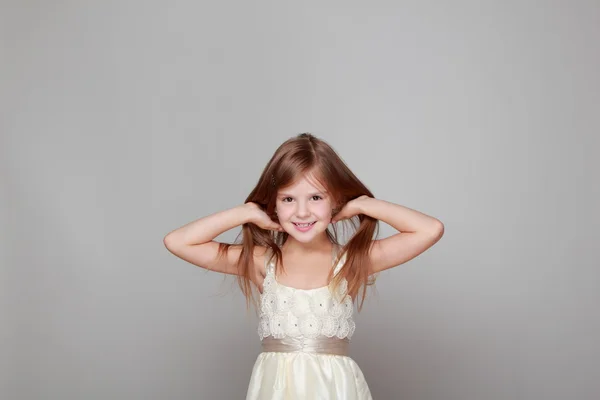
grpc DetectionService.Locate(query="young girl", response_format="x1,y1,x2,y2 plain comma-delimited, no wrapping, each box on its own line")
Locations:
164,133,444,399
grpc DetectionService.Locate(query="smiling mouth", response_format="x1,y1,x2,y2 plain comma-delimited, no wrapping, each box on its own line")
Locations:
293,222,316,227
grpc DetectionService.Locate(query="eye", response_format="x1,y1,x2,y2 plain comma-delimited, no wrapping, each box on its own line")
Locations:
311,195,323,201
281,197,293,202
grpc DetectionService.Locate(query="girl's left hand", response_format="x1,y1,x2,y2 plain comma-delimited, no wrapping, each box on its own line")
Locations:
331,195,372,223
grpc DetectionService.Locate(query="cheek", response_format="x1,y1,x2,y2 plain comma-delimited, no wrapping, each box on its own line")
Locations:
315,204,333,219
276,207,294,220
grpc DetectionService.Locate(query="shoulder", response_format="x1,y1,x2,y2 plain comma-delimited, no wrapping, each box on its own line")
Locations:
218,243,270,276
252,245,271,276
249,245,277,290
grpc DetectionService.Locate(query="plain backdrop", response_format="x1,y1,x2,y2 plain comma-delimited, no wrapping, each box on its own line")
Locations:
2,1,599,399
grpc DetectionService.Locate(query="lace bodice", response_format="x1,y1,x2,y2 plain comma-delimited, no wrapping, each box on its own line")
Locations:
257,246,356,341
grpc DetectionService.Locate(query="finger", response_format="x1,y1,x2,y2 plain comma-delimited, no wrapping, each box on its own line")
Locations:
332,213,343,223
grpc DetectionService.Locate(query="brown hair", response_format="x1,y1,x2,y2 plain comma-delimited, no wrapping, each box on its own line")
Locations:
219,133,378,310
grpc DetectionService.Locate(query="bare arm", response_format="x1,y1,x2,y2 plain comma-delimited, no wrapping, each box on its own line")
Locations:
362,197,444,273
333,196,444,274
163,203,281,276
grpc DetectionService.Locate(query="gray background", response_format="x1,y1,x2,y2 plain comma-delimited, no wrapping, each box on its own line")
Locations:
2,1,599,399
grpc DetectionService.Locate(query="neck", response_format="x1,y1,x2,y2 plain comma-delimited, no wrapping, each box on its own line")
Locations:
283,234,333,254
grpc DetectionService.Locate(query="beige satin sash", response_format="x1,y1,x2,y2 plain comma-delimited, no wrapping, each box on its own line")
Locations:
261,336,350,356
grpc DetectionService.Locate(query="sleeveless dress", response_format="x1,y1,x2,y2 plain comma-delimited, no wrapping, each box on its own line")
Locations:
245,246,373,400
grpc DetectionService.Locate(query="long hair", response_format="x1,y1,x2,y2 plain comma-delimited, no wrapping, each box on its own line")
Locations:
219,133,378,310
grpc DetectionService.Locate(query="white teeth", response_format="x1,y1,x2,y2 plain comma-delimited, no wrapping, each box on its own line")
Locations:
294,222,314,227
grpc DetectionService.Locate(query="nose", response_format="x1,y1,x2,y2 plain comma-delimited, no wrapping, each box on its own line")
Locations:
296,201,311,218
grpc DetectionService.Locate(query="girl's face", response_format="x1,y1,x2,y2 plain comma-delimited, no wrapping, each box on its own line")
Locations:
275,174,334,243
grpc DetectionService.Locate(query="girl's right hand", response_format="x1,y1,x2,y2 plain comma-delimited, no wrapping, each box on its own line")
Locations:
244,202,284,232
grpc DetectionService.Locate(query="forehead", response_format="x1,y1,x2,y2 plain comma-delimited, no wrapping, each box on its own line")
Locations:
278,173,328,194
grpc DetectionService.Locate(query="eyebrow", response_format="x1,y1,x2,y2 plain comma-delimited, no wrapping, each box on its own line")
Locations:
278,192,327,197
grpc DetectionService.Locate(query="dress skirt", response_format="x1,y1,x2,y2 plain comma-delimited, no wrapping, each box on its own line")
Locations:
246,351,372,400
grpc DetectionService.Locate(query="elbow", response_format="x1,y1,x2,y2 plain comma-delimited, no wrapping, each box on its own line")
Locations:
163,234,173,251
163,232,179,251
428,220,445,241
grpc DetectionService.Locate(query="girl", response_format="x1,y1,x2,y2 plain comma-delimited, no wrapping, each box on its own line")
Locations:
163,133,444,399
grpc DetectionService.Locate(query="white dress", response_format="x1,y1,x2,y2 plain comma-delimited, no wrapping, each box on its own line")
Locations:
246,246,373,400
